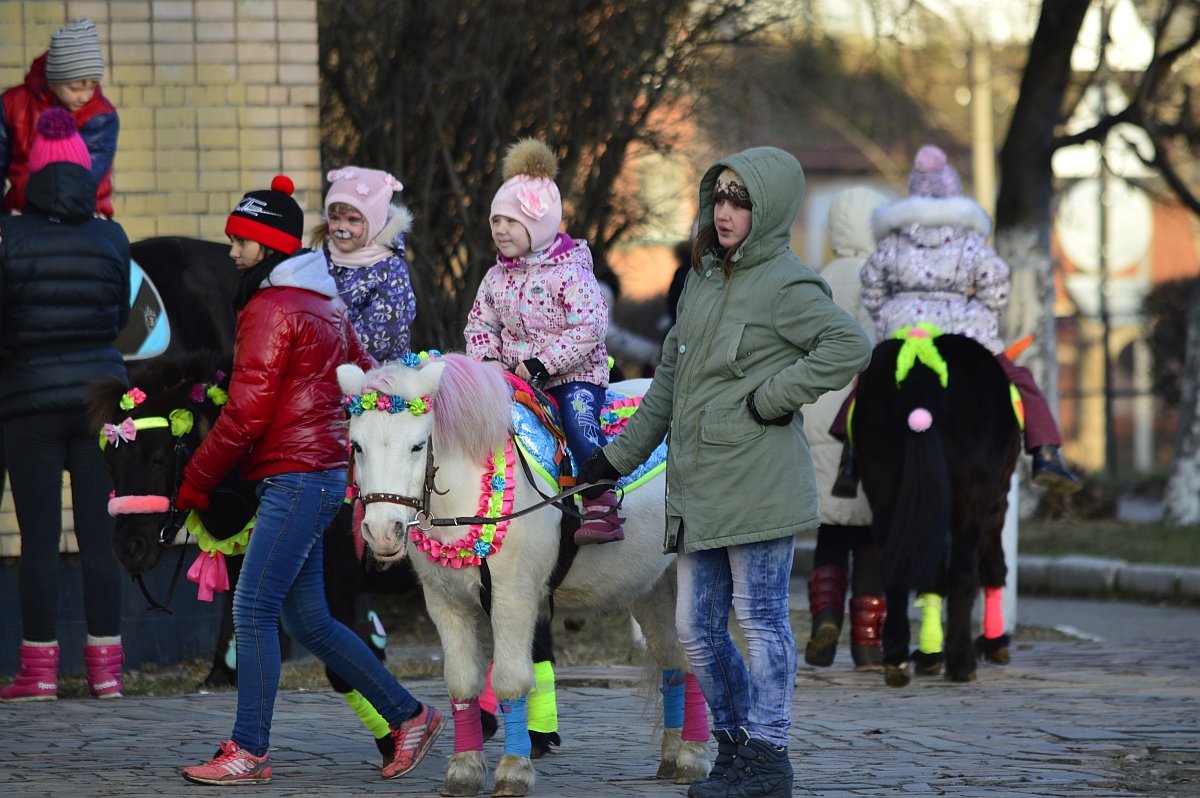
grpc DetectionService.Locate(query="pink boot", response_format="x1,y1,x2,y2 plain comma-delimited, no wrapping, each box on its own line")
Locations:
84,638,124,699
0,641,59,702
575,492,625,545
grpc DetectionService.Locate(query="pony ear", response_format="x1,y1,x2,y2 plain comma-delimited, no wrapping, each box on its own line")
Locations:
337,363,367,395
411,360,447,398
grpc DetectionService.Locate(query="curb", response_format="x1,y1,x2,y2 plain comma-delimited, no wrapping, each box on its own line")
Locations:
792,539,1200,603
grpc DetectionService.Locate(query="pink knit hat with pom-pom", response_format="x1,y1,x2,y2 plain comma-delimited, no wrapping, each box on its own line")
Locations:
908,145,961,198
491,138,562,253
28,107,92,173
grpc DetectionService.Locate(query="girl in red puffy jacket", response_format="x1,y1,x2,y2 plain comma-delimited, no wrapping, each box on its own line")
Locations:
175,176,445,787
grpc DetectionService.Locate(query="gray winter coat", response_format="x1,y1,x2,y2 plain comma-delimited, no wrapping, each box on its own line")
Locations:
602,148,872,554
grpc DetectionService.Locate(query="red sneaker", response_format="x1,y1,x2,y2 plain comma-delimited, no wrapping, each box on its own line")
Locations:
181,740,272,785
382,703,444,779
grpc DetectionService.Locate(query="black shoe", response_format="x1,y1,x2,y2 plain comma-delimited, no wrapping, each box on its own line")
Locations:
709,736,793,798
1031,445,1082,495
831,443,858,499
687,728,743,798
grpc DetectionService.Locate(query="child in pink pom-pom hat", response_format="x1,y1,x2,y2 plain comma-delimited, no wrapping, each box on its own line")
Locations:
463,138,620,545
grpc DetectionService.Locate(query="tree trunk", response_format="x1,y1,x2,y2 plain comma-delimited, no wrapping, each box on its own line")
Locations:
995,0,1090,413
1162,284,1200,524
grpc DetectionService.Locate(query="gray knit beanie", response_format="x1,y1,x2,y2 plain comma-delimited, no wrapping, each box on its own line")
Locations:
45,19,105,84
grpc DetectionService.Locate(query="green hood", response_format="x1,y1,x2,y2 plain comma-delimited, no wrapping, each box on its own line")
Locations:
697,147,806,270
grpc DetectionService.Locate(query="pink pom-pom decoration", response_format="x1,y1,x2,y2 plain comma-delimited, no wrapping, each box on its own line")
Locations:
907,408,933,433
36,107,78,140
913,145,947,172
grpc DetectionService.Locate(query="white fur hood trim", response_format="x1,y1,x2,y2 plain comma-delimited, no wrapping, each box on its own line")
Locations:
871,196,991,241
375,202,413,248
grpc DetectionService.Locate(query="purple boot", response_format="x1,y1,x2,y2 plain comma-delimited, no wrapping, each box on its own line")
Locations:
84,639,124,699
575,492,625,545
0,642,59,702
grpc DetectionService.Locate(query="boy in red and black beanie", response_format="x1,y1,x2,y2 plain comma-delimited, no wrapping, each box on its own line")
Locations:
178,175,444,786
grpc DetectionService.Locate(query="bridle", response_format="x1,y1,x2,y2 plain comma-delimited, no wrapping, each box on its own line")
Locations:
104,417,196,613
351,435,619,542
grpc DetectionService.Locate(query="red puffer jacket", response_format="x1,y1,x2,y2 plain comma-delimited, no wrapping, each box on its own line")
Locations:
0,54,119,216
183,250,374,492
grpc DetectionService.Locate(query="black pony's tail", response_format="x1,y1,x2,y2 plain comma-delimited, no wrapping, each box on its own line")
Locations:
880,405,952,593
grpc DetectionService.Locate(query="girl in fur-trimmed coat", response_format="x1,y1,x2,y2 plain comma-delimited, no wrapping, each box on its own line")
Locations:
832,145,1079,496
310,166,417,364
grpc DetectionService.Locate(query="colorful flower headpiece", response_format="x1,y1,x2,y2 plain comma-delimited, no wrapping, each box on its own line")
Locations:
190,370,230,407
118,387,147,411
344,392,432,417
399,349,441,368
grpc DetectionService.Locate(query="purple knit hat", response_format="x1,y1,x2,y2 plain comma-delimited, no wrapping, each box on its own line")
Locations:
29,107,92,173
908,145,961,198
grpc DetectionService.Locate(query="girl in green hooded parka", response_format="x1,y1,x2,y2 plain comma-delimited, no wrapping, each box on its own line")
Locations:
580,147,871,798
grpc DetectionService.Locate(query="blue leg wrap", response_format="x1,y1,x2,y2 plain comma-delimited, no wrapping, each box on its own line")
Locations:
661,668,685,729
500,696,532,758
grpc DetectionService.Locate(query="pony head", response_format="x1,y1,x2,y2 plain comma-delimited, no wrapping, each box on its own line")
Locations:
339,353,510,562
87,351,228,573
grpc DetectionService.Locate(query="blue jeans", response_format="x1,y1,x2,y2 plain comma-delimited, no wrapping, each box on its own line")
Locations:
231,469,419,756
676,535,797,747
548,381,605,471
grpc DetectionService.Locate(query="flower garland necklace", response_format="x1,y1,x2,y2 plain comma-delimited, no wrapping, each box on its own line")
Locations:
408,438,515,568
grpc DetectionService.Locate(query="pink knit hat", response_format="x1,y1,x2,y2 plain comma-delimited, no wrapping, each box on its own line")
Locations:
490,139,562,253
908,145,961,198
29,107,92,173
324,166,404,242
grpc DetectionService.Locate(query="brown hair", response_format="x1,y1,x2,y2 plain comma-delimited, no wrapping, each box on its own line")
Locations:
307,202,358,249
691,222,741,278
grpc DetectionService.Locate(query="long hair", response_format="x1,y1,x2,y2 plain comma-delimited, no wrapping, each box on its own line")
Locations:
691,222,740,278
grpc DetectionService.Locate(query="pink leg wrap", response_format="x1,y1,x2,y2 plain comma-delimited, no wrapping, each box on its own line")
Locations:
681,672,709,742
478,662,498,715
451,696,484,753
983,586,1004,638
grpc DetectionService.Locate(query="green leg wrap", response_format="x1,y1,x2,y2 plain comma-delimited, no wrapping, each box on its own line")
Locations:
343,688,390,739
527,660,558,733
915,593,944,654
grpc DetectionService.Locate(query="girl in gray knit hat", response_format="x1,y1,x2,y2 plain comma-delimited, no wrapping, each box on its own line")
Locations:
0,18,120,217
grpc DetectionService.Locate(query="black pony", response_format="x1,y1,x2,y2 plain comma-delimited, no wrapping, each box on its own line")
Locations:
852,327,1020,686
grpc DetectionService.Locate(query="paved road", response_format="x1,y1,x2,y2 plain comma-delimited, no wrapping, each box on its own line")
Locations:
3,590,1199,797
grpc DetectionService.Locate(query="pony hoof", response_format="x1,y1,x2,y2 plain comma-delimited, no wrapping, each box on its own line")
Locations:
443,750,486,797
884,663,911,688
976,634,1011,665
529,730,560,760
657,727,680,780
492,754,533,797
673,740,711,785
912,650,944,677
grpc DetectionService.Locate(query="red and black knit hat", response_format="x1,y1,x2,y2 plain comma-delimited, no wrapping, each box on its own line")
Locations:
225,175,304,254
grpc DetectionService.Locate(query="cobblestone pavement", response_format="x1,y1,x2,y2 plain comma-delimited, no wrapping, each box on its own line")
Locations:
1,637,1198,797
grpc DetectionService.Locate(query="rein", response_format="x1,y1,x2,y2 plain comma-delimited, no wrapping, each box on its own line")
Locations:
132,435,194,614
354,437,621,532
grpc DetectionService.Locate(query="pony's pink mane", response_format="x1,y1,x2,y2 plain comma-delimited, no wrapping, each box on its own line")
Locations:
361,353,510,457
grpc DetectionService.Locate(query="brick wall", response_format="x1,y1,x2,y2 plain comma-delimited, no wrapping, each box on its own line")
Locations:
0,0,322,555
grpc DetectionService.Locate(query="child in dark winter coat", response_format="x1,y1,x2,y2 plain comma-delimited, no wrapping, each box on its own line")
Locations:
0,109,129,703
310,166,417,363
0,19,119,216
176,175,444,786
464,138,621,545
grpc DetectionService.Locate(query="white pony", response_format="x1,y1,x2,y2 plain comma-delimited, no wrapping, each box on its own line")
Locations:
338,353,709,797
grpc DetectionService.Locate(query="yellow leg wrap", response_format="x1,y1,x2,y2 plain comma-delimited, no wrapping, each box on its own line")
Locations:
527,660,558,733
915,593,944,655
343,689,390,739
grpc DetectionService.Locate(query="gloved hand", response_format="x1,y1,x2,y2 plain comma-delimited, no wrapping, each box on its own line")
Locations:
747,391,794,427
176,480,211,512
578,448,621,500
519,358,551,388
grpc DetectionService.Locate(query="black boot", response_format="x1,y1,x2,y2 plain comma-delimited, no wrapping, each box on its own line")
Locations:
687,728,743,798
831,442,858,499
1031,445,1081,495
716,737,794,798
